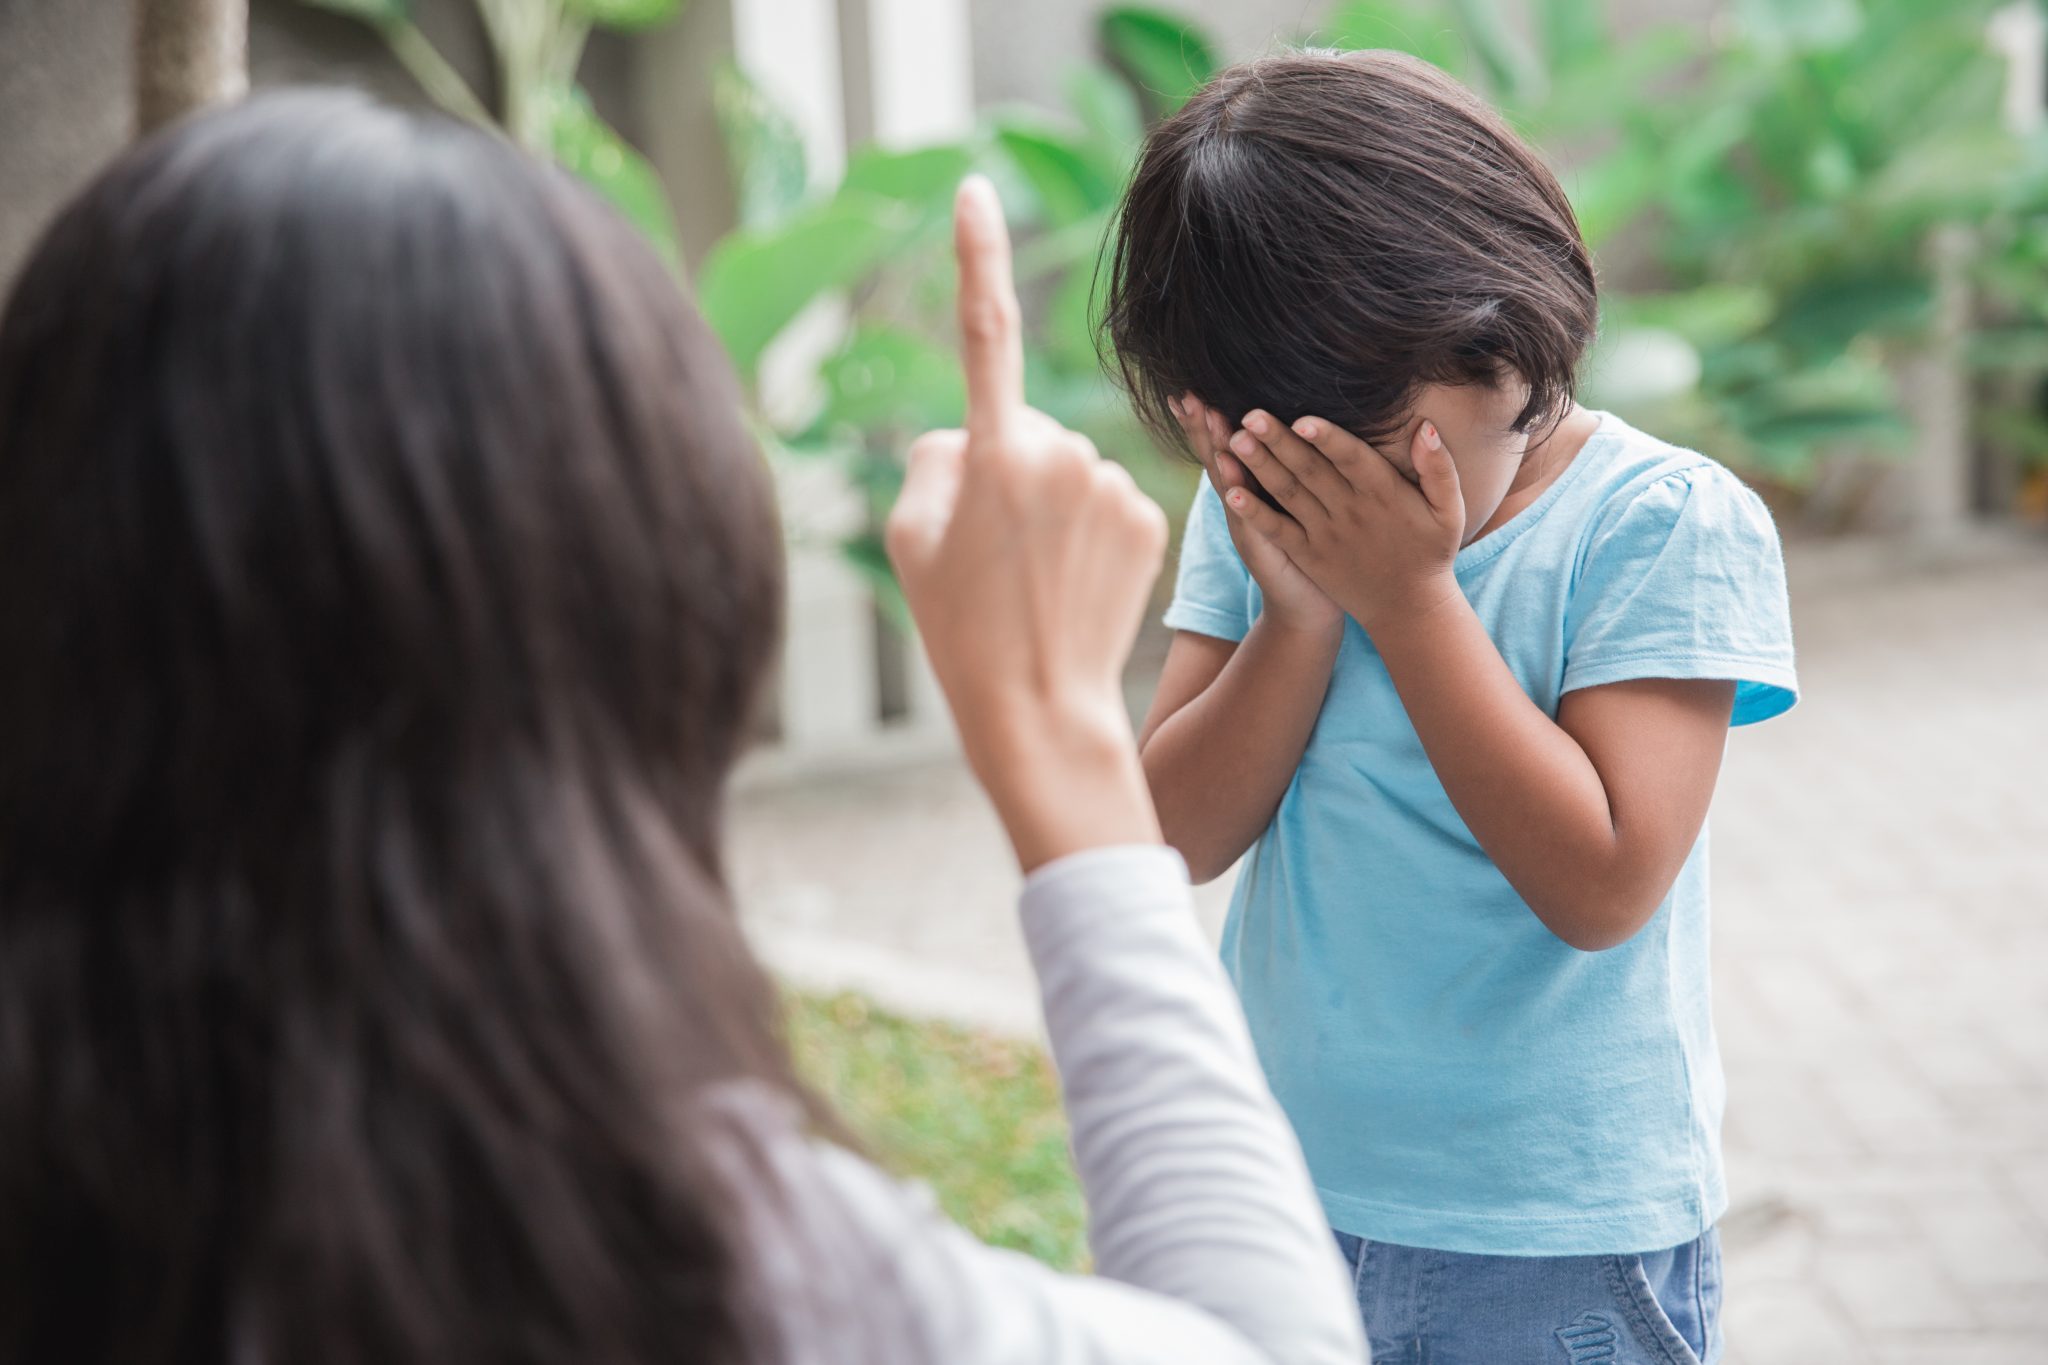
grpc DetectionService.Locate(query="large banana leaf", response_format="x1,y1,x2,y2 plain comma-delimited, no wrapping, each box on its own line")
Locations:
541,83,683,268
1098,5,1220,116
714,62,808,229
697,193,913,377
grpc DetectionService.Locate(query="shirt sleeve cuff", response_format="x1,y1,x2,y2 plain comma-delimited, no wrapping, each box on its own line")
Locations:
1162,602,1251,642
1020,844,1192,924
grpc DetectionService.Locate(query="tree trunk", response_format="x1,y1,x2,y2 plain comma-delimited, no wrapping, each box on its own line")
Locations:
134,0,249,136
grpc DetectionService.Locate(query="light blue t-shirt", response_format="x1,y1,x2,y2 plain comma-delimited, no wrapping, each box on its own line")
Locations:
1164,411,1797,1257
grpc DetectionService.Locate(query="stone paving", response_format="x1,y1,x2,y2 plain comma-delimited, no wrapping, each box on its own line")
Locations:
728,537,2048,1364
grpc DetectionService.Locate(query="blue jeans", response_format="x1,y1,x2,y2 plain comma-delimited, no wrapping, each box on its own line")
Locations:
1332,1228,1723,1364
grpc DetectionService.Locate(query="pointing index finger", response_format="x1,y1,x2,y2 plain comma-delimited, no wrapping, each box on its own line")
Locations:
953,175,1025,440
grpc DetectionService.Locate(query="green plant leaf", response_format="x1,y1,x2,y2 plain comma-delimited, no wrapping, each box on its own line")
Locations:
697,193,913,377
540,84,683,268
1064,63,1145,172
1966,326,2048,373
563,0,683,31
1866,125,2024,221
1562,141,1660,248
1612,285,1775,348
1534,0,1605,73
840,533,907,617
298,0,408,22
996,121,1117,226
1098,6,1219,116
714,62,808,229
1449,0,1543,104
842,144,975,209
815,325,967,433
1316,0,1464,76
1736,0,1867,53
1772,271,1933,354
1044,255,1103,374
1734,0,1863,55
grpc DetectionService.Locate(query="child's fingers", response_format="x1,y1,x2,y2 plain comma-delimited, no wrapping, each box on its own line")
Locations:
1243,410,1351,506
1203,407,1234,468
1219,479,1310,558
1201,443,1249,501
1228,426,1327,521
1291,416,1401,497
1169,393,1214,464
1412,420,1462,520
1213,448,1249,493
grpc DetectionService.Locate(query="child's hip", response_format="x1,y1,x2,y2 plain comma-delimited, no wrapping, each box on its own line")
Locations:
1331,1226,1723,1365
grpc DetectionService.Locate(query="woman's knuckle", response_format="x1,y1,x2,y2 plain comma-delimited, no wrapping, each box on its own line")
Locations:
961,296,1016,343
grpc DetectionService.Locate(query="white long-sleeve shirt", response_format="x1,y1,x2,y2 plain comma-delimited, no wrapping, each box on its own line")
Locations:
734,845,1369,1364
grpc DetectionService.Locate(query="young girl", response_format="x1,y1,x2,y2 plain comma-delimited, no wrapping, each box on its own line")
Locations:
1107,50,1798,1364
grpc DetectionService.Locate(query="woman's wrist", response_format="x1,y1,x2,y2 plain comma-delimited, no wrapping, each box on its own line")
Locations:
968,689,1162,873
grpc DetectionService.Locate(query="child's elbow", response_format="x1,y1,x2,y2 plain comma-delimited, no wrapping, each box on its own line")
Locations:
1173,840,1236,886
1545,895,1664,953
1554,920,1641,953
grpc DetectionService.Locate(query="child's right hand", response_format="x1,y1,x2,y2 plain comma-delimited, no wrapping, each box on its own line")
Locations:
1172,395,1341,635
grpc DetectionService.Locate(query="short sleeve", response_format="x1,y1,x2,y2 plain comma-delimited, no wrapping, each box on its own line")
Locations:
1563,465,1798,726
1162,479,1256,642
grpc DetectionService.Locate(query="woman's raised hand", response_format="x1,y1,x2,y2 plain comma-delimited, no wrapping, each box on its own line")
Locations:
886,176,1167,871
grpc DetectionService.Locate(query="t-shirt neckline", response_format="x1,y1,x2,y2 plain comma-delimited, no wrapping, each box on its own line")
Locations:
1453,410,1618,576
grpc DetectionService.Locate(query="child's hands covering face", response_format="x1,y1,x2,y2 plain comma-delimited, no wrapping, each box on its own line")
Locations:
1172,395,1341,636
1219,411,1467,635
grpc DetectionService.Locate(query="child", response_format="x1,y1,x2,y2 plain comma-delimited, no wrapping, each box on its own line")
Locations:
1107,49,1796,1364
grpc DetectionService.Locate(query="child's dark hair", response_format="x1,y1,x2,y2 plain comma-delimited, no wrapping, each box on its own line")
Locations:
1102,48,1599,451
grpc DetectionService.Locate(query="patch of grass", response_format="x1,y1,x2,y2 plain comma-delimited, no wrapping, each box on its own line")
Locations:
785,991,1087,1271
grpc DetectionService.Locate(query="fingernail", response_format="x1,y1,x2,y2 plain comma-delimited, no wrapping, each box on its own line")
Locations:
1245,411,1267,435
1422,422,1442,449
1294,419,1318,439
1230,431,1253,455
1228,490,1246,508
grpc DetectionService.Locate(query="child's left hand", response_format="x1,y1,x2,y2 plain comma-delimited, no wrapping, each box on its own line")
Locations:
1217,410,1466,634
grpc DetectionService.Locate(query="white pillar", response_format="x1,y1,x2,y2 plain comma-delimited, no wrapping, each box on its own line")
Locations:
862,0,975,735
866,0,975,149
730,0,880,752
1990,3,2046,134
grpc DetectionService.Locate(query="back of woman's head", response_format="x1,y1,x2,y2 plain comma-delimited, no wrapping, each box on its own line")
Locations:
1103,48,1599,448
0,89,793,1363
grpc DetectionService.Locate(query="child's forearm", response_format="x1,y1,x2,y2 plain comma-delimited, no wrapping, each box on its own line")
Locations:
1368,593,1710,950
1141,617,1341,883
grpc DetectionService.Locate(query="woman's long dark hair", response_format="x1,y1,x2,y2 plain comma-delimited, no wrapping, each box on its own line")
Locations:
0,90,801,1364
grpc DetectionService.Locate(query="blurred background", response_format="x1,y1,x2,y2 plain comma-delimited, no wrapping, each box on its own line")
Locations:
5,2,2047,1361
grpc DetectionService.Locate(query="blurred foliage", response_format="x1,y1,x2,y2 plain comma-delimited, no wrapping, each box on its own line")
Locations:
1315,0,2048,482
705,0,2048,576
699,6,1213,600
299,0,684,264
1629,0,2043,480
316,0,2048,571
787,991,1086,1270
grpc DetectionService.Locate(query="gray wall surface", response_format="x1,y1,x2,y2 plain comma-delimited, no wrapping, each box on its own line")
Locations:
0,0,655,290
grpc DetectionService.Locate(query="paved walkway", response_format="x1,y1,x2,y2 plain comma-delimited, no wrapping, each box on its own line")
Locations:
729,538,2048,1364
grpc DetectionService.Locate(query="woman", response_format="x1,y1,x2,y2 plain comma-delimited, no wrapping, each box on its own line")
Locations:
0,90,1363,1365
